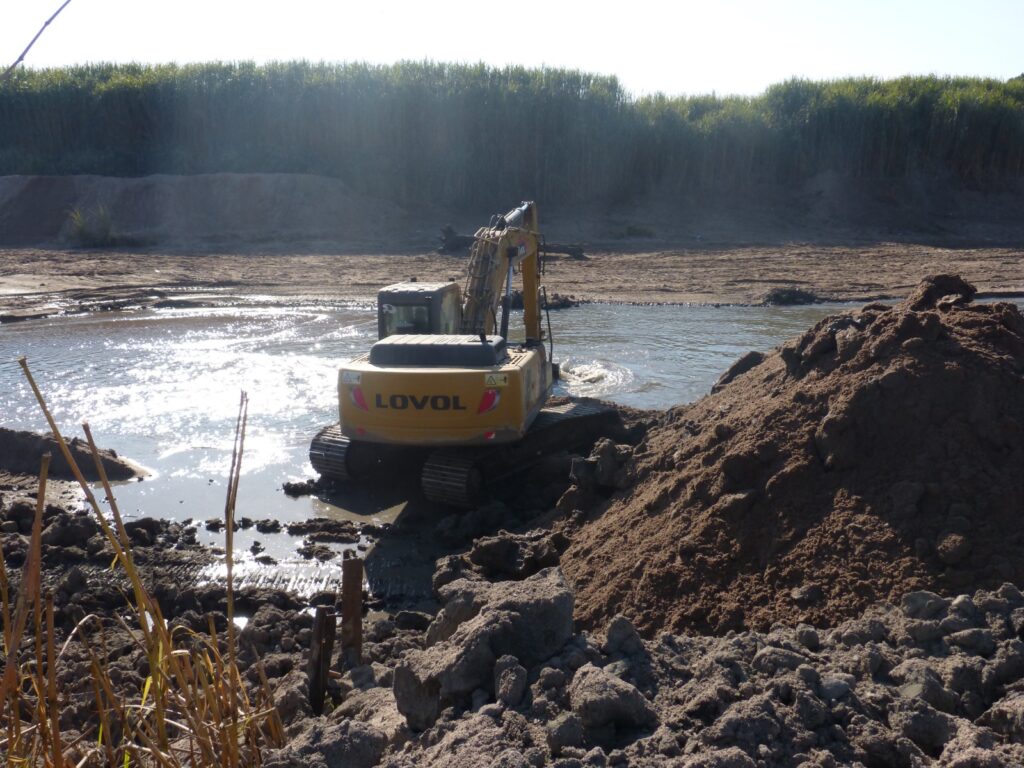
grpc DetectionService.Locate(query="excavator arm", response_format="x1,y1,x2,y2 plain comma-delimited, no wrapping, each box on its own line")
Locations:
459,201,543,343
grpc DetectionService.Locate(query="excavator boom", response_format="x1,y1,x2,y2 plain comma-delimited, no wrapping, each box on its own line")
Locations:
460,202,543,342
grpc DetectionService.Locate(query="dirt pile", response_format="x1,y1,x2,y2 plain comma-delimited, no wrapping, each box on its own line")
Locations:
0,426,143,481
562,275,1024,636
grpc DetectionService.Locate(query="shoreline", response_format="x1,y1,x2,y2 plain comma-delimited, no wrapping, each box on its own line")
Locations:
3,240,1024,322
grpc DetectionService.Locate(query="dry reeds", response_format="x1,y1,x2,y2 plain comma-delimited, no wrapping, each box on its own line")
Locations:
1,359,283,766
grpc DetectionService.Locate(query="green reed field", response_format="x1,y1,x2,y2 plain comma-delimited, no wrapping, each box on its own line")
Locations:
1,62,1022,209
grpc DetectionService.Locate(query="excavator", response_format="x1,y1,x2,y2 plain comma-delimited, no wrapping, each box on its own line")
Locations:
308,202,614,506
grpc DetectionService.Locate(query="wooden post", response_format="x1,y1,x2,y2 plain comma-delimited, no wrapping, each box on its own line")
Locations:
308,605,336,715
341,557,363,668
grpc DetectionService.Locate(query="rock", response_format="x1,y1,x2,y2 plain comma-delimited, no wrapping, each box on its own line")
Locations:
333,687,411,750
490,748,531,768
568,663,657,731
906,619,944,643
699,694,781,752
394,568,574,729
751,646,808,674
997,583,1024,607
905,274,976,311
679,748,757,768
901,590,951,620
263,719,386,768
431,554,479,596
937,533,972,566
41,515,97,547
468,530,564,580
255,518,282,533
888,699,955,755
547,712,585,754
1011,608,1024,639
819,676,852,700
540,666,568,689
796,624,820,652
350,662,392,690
947,628,997,657
976,693,1024,740
790,584,824,606
494,656,528,707
366,618,396,643
589,439,632,490
426,579,496,645
891,659,958,712
58,565,87,595
394,610,432,631
603,615,644,657
270,668,310,725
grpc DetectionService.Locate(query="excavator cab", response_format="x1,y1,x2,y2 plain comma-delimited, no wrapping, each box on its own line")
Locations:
377,282,462,339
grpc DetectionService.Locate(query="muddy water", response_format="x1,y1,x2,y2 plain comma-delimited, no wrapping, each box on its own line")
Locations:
1,298,847,570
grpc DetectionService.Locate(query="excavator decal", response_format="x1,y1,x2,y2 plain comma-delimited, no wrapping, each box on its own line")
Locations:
374,394,468,411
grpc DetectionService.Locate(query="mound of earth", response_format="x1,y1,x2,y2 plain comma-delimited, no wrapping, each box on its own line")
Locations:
0,173,410,246
562,275,1024,636
0,426,142,481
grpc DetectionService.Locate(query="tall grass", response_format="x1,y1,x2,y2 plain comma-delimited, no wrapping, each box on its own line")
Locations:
1,360,283,766
1,62,1022,208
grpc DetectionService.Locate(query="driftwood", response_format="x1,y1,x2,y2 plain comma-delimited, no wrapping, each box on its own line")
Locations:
438,225,586,259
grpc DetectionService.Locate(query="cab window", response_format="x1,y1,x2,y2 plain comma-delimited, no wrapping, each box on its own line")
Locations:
382,304,431,336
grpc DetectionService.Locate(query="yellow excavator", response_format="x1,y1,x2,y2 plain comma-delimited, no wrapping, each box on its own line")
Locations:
309,202,613,506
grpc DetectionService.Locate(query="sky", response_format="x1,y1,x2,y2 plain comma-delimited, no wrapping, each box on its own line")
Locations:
2,0,1022,97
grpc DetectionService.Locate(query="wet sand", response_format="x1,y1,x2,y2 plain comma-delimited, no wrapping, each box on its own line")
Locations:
2,241,1023,321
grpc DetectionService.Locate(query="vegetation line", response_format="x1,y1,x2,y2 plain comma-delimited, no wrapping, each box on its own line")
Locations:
1,63,1022,209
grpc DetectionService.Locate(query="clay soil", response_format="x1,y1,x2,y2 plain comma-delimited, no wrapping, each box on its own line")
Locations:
561,276,1024,638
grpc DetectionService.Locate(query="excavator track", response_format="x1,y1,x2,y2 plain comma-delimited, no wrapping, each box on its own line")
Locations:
310,424,422,483
420,398,619,507
309,424,353,481
421,452,483,507
310,399,620,504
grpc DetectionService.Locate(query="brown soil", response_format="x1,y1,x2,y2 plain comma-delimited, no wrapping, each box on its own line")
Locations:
2,174,1024,321
562,275,1024,636
0,426,144,481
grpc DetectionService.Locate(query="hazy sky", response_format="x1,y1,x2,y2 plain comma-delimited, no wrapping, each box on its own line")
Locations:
3,0,1022,96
